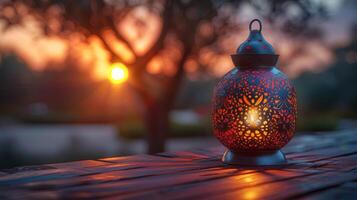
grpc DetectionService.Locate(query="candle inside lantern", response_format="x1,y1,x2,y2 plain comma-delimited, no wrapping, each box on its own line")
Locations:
246,107,260,127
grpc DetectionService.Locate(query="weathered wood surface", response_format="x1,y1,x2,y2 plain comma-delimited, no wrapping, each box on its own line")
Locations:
1,130,357,200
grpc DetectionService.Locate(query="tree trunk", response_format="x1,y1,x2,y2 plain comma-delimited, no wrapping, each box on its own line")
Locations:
144,100,169,154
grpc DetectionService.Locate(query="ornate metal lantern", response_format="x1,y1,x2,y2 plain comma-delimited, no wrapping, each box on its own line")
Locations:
212,19,297,165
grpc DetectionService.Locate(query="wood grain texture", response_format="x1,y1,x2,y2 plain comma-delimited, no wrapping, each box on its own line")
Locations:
0,130,357,200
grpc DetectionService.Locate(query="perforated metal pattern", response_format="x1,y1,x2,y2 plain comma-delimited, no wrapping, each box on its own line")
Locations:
212,67,297,152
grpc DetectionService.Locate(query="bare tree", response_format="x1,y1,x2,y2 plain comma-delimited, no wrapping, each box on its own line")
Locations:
0,0,326,153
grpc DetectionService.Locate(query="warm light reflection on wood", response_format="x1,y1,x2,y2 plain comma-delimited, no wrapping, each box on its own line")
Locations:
243,190,258,200
244,177,254,183
225,170,305,199
89,174,118,181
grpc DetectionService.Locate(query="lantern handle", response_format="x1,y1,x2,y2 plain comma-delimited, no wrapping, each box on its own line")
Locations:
249,19,262,32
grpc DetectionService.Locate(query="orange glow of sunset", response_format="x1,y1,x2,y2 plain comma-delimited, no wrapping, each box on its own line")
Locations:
0,5,343,81
0,17,67,71
108,63,129,84
102,29,136,64
118,6,162,56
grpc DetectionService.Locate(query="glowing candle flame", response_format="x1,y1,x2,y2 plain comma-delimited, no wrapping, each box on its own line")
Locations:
108,63,129,84
246,108,260,127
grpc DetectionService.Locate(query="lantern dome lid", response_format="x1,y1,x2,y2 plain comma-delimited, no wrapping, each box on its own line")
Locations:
231,19,279,67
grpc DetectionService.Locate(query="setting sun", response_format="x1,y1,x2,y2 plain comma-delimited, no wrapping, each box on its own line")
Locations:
108,63,129,84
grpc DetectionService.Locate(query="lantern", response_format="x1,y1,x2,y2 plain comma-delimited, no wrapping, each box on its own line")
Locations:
212,19,297,165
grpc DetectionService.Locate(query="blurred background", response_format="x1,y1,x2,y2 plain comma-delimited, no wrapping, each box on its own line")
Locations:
0,0,356,168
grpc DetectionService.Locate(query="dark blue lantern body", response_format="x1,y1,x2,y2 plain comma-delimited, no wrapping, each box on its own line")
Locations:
212,19,297,165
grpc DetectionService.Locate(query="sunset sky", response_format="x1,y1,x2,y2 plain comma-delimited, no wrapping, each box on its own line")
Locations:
0,0,355,81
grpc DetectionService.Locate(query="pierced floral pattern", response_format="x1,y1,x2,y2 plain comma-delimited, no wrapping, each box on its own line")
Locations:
212,67,297,152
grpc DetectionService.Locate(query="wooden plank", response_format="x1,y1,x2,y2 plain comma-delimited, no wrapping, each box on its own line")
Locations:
0,188,64,200
99,154,195,163
286,144,357,162
299,181,357,200
0,168,68,185
24,169,310,199
311,153,357,172
47,160,111,170
211,171,357,200
156,151,212,160
0,160,112,182
19,160,224,191
0,140,350,188
46,139,355,198
118,169,318,200
0,165,56,174
0,172,7,177
0,130,356,199
112,149,357,199
279,130,357,155
0,160,120,187
0,150,228,188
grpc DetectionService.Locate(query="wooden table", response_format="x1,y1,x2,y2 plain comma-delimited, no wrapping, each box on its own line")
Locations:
1,130,357,199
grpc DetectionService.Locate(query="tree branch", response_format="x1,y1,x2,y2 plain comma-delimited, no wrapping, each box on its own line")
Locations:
96,33,130,65
164,44,192,109
107,16,137,59
134,0,173,70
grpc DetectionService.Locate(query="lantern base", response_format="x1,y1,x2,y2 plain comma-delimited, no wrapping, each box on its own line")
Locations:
222,149,287,166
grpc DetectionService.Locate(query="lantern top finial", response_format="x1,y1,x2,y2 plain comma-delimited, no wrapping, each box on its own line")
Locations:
231,19,279,67
249,19,262,32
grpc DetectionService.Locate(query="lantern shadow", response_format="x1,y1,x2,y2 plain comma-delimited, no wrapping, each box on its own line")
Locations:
221,159,318,171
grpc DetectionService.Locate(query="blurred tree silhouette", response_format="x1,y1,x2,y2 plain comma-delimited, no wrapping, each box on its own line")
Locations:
0,55,33,113
0,0,327,153
295,24,357,117
333,25,357,113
